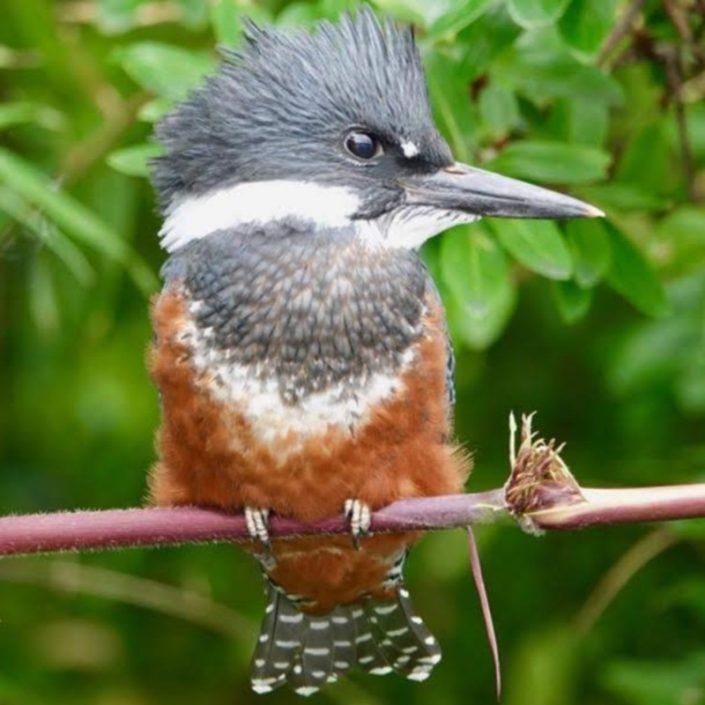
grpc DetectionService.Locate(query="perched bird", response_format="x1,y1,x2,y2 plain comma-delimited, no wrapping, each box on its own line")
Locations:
148,7,600,696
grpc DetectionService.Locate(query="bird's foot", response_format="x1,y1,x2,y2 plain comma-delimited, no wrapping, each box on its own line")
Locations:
344,499,372,550
245,507,276,569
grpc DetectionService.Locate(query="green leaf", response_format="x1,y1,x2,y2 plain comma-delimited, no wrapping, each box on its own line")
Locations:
603,652,705,705
174,0,209,28
508,0,569,28
441,225,502,303
577,183,668,212
568,99,608,146
371,0,434,26
607,314,693,395
0,102,62,131
679,102,705,160
0,147,155,294
28,253,60,334
210,1,268,39
427,0,496,39
490,219,572,279
438,8,521,81
507,626,579,705
663,576,705,610
615,121,671,196
440,225,516,349
275,3,321,26
114,43,214,101
425,48,478,160
318,0,361,19
655,206,705,274
552,279,592,323
0,187,94,285
486,140,611,184
107,143,163,177
558,0,618,60
479,84,519,138
210,0,244,46
97,0,140,34
496,28,623,105
676,358,705,413
565,219,611,287
518,61,623,105
137,98,172,123
605,224,669,317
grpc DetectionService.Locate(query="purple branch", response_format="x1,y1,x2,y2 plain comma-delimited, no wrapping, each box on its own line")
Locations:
533,484,705,530
0,420,702,557
1,480,705,558
0,490,506,557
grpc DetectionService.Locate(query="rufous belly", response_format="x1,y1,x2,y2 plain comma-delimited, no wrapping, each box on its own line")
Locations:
148,288,469,611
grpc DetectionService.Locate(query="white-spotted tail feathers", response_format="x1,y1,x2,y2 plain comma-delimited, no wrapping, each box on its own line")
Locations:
250,580,441,696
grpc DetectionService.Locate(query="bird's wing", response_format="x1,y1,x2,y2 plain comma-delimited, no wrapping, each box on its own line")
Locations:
425,277,456,410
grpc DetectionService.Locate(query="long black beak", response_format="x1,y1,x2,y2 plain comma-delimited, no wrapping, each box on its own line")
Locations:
403,162,603,219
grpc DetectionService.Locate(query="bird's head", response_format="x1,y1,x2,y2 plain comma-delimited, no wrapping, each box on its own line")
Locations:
153,6,601,253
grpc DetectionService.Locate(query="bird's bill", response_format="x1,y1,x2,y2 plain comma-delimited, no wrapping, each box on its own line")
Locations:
403,162,603,219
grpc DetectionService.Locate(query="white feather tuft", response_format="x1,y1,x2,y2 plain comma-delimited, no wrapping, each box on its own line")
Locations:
401,140,419,158
358,207,479,250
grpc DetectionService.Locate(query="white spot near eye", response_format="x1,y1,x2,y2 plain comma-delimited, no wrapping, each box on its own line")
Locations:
401,140,419,158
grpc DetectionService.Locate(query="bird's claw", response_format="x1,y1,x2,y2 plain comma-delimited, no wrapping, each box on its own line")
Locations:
344,499,371,549
245,507,271,544
245,507,276,568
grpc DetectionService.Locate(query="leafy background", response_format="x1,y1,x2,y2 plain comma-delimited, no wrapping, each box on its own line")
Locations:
2,0,705,703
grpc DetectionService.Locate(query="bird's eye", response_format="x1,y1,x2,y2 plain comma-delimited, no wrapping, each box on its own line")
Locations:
344,131,383,161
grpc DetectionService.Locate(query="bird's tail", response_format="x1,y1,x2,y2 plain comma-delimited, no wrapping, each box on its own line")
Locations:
250,580,442,696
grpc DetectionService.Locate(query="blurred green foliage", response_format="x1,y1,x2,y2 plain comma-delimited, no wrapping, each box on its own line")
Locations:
2,0,705,704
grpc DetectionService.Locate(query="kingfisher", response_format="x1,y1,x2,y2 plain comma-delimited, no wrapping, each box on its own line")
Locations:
148,7,600,696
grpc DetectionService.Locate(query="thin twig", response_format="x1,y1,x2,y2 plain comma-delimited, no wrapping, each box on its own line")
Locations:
662,46,698,201
0,558,254,638
694,9,705,45
575,527,678,635
664,0,693,44
59,92,150,185
0,92,149,246
597,0,647,68
59,1,183,26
